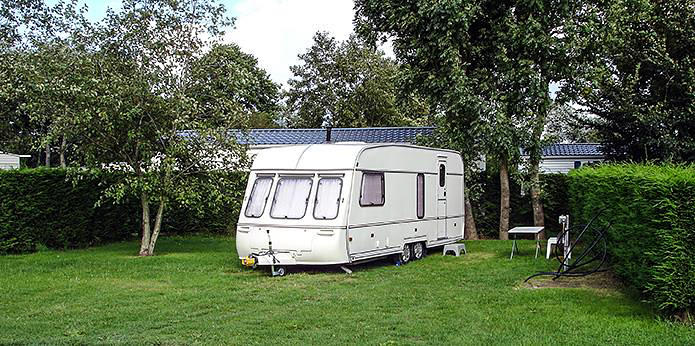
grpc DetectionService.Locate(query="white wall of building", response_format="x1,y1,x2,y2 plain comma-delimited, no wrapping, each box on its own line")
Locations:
0,153,21,170
539,157,604,174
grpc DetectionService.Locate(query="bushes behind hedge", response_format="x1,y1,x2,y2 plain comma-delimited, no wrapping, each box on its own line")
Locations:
0,168,248,254
569,164,695,320
471,172,569,238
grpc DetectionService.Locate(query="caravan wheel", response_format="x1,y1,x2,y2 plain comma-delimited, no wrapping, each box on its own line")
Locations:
400,244,412,264
412,242,425,260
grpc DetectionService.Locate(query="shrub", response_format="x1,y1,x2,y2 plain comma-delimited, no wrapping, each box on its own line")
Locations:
0,169,248,254
0,169,137,253
470,172,569,238
569,164,695,320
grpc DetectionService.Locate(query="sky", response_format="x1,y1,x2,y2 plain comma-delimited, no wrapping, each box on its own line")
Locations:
44,0,553,94
47,0,358,86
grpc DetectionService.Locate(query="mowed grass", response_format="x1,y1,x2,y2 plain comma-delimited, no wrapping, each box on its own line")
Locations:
1,236,693,345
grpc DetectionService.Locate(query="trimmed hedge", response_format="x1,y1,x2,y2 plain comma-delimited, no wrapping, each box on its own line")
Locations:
569,164,695,320
0,168,247,254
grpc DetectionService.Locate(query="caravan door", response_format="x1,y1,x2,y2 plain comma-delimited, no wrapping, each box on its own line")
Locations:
437,158,447,238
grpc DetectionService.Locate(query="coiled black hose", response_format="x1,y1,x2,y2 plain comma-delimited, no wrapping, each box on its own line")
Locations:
524,211,610,282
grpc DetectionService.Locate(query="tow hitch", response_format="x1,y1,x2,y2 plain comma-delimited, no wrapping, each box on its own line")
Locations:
240,230,287,277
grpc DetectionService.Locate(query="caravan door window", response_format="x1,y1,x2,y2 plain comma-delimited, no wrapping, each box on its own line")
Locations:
244,177,273,218
439,164,446,187
313,177,343,219
360,172,385,206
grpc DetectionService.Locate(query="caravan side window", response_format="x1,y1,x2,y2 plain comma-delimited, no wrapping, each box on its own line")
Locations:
416,173,425,219
270,177,313,219
244,177,273,218
439,164,446,187
360,172,385,206
313,177,343,219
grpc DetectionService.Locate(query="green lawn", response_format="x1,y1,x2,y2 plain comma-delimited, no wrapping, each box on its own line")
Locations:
1,236,692,345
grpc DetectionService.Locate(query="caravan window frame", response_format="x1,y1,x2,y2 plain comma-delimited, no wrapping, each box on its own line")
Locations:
439,164,446,187
416,173,425,219
359,172,385,207
313,177,344,220
244,176,274,218
269,176,314,219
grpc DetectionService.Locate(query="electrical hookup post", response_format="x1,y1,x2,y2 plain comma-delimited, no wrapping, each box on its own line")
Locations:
559,215,571,271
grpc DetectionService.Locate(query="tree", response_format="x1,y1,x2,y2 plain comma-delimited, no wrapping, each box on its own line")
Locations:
60,0,243,256
0,0,87,166
20,42,95,167
0,51,35,159
285,32,424,128
355,1,525,239
498,1,593,237
567,0,695,162
355,1,598,239
188,43,282,128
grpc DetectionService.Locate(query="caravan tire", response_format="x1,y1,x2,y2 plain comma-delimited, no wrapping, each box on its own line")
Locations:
399,244,412,264
412,242,425,260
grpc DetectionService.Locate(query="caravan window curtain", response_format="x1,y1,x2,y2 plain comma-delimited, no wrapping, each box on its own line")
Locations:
313,177,343,219
270,177,313,219
360,172,385,206
244,177,273,218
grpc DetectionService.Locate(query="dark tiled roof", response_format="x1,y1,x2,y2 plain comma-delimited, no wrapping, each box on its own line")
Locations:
522,143,604,157
231,127,435,145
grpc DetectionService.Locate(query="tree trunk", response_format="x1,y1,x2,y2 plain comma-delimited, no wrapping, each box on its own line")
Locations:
139,191,152,256
464,195,479,240
529,82,551,240
59,136,66,168
148,198,165,255
60,136,66,168
499,156,510,240
530,160,545,240
45,141,51,167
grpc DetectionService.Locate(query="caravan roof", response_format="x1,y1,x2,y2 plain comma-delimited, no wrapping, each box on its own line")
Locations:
251,143,461,172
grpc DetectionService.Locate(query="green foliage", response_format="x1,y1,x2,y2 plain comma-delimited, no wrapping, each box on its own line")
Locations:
285,32,427,128
354,0,600,235
59,0,248,255
569,164,695,319
567,0,695,162
0,168,137,254
354,0,595,163
0,169,248,254
472,172,569,238
188,43,281,128
2,0,276,255
0,0,90,166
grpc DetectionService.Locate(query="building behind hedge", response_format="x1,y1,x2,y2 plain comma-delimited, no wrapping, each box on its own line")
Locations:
0,152,30,170
520,143,604,174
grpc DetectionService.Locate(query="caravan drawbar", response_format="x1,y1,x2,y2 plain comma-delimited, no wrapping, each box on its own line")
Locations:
236,143,465,275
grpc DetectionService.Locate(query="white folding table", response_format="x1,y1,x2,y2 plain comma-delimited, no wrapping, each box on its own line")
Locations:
508,226,544,259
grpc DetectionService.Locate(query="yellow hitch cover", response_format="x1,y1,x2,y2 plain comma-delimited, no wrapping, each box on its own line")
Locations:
241,256,256,267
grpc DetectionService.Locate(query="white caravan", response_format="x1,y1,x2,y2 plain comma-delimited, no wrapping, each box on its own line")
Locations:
236,143,465,274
